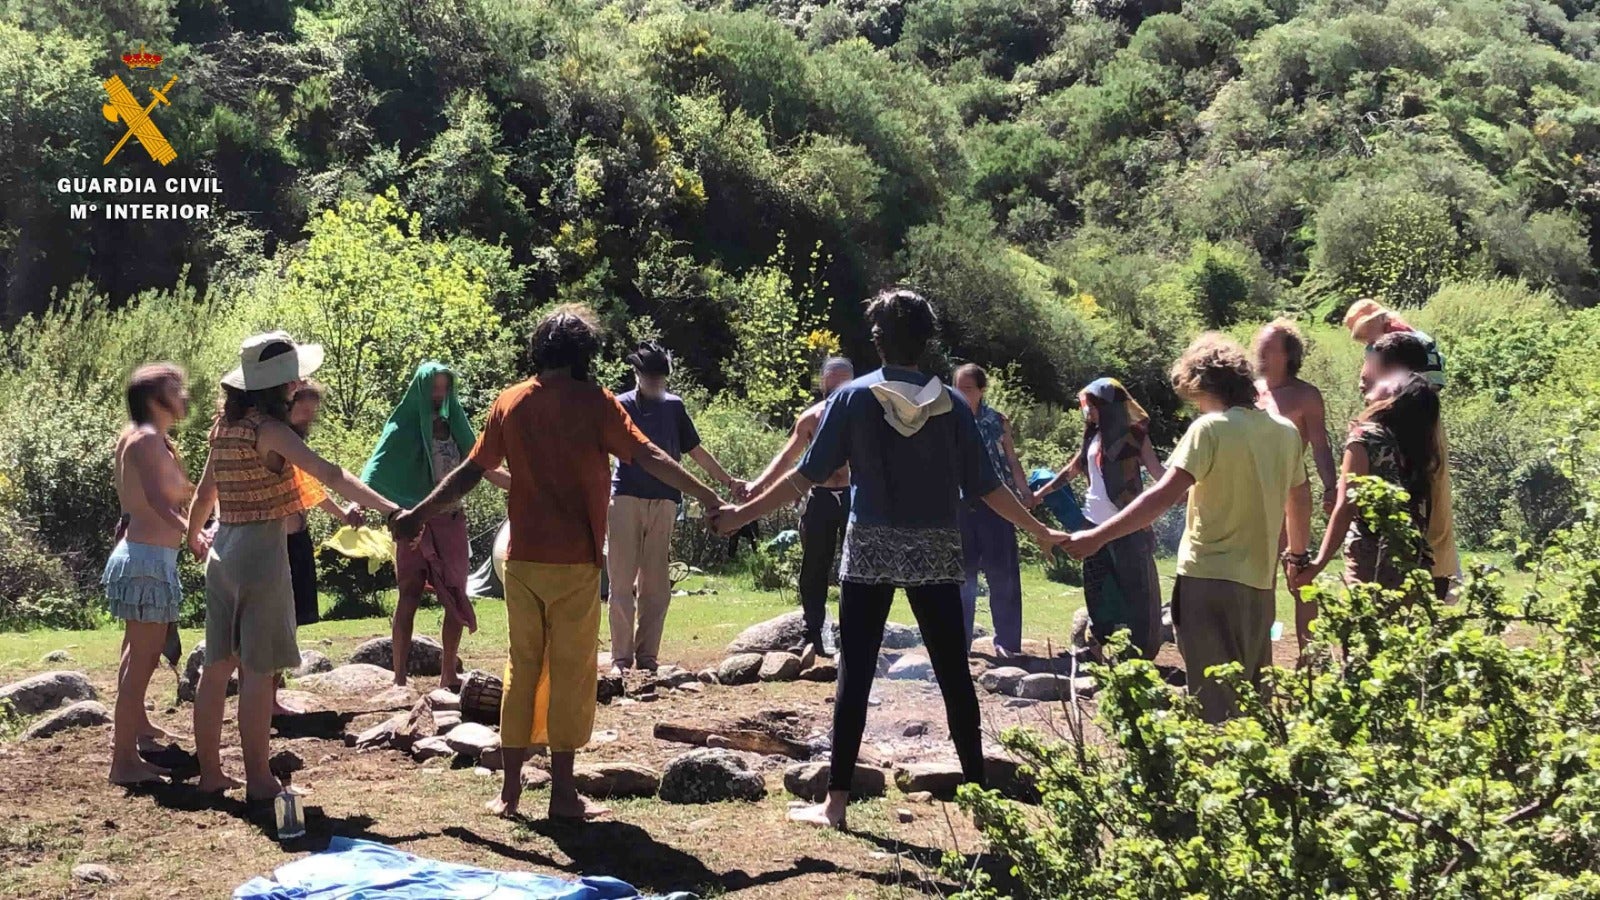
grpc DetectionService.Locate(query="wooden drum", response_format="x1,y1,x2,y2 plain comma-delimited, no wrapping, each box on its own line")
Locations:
459,669,504,725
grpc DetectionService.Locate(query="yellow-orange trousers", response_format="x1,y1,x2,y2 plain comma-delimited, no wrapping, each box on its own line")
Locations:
500,561,601,751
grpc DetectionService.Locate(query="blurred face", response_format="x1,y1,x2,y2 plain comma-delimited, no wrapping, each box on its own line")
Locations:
158,379,190,421
954,373,984,412
1352,313,1388,345
430,373,451,411
1080,397,1100,425
1359,353,1391,400
636,371,668,401
1369,373,1407,404
289,394,322,431
1254,329,1288,379
821,367,852,397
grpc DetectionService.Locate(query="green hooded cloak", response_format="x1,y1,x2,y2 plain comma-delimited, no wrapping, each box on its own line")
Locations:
361,361,476,508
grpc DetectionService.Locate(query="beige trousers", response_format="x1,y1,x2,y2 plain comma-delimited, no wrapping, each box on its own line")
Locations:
606,495,677,669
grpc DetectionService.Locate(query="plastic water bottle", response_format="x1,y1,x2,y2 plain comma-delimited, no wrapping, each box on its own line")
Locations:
274,789,305,840
1269,621,1284,642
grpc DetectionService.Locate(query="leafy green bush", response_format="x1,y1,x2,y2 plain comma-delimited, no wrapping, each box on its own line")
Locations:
1311,181,1469,308
954,475,1600,898
0,518,97,632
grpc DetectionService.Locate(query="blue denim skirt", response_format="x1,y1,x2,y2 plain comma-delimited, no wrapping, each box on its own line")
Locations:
101,540,183,624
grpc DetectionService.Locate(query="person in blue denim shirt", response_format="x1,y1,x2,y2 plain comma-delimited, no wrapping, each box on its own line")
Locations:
715,288,1068,830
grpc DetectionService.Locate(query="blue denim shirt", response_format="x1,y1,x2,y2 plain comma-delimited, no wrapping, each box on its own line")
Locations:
798,367,1001,530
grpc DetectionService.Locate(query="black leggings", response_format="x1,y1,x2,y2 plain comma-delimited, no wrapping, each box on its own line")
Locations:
830,581,986,793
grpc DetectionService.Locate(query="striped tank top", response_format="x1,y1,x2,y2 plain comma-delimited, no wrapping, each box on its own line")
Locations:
210,412,301,525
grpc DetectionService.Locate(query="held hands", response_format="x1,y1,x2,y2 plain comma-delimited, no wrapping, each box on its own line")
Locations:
1030,527,1071,559
1061,529,1106,560
710,503,746,537
389,508,424,543
1321,491,1337,516
187,523,215,562
343,506,365,528
729,479,752,503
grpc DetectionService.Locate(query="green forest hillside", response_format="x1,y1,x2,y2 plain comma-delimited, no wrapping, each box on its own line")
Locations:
3,0,1600,627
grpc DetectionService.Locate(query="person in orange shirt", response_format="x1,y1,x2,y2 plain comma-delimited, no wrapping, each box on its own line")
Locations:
393,305,726,821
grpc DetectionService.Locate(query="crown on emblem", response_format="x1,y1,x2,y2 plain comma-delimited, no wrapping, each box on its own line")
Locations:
121,44,163,70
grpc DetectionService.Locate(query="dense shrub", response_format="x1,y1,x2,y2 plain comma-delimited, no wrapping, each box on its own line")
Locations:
955,475,1600,898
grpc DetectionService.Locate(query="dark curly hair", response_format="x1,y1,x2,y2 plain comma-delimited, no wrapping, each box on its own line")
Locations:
531,304,603,381
865,287,937,367
1370,332,1430,374
1171,332,1258,409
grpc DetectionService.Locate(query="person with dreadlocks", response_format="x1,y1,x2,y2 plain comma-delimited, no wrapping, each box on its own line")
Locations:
392,306,727,821
1036,378,1167,659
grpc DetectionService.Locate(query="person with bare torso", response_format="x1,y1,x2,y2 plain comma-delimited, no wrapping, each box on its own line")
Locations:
103,364,192,785
747,357,855,653
1252,319,1335,650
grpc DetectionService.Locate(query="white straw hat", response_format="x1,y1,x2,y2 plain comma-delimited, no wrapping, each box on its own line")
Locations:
220,331,325,390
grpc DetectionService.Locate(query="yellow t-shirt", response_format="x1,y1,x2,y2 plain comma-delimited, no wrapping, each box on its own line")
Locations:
1168,407,1307,591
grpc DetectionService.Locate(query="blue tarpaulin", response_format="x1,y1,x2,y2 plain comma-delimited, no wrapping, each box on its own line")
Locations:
234,837,694,900
1028,467,1090,532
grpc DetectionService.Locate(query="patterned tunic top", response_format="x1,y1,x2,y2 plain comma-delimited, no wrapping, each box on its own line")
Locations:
1343,422,1433,584
211,412,301,525
974,404,1019,498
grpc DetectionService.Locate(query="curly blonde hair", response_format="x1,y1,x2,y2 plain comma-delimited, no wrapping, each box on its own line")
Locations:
1170,333,1258,408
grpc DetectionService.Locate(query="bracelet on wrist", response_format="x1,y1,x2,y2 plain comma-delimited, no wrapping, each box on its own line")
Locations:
1281,550,1312,567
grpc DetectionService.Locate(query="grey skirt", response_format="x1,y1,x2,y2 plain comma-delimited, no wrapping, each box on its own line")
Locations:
204,519,299,675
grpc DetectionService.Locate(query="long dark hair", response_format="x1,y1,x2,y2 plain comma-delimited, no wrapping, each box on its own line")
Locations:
1358,373,1441,507
218,341,296,424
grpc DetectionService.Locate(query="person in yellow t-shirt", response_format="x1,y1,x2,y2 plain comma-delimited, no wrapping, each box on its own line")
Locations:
1065,334,1311,723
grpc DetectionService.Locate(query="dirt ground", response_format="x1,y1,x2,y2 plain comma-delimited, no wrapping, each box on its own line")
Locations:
0,636,1306,900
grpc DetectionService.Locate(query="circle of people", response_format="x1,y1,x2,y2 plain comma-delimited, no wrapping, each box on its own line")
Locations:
104,290,1452,828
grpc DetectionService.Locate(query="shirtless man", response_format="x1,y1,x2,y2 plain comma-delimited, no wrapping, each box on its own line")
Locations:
104,364,192,785
1253,319,1335,650
747,357,855,654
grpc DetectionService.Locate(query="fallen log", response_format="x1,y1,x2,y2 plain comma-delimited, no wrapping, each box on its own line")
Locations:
653,721,813,759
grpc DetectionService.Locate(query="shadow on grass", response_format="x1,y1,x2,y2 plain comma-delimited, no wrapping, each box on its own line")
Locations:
129,778,436,851
444,821,858,896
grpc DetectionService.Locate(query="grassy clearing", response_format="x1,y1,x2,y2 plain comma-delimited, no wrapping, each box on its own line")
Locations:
1,553,1525,682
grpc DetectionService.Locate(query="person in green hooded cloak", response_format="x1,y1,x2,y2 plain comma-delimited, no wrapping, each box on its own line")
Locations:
362,362,509,689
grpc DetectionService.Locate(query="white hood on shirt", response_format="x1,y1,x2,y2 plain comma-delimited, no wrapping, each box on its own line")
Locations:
870,377,953,437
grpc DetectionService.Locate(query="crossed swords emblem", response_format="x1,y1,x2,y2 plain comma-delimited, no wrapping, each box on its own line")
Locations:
102,75,179,166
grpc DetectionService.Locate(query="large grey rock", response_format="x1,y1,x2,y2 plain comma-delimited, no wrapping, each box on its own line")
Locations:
799,660,837,682
758,652,802,682
290,649,334,678
42,650,70,663
659,748,767,803
886,653,933,681
367,684,420,708
411,736,453,762
0,671,97,716
573,762,661,798
444,722,500,760
427,688,461,711
349,636,463,677
984,754,1040,803
352,712,408,750
177,643,239,703
717,653,764,686
978,666,1029,695
725,612,811,654
894,762,965,799
72,864,119,885
300,664,395,696
23,700,110,739
1070,607,1092,650
433,710,462,732
881,622,922,650
651,666,698,689
1015,673,1096,701
783,762,887,801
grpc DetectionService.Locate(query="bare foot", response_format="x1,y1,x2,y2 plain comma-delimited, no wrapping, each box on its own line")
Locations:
787,802,846,830
245,776,286,802
486,795,519,819
109,758,168,786
549,792,610,821
197,772,244,794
